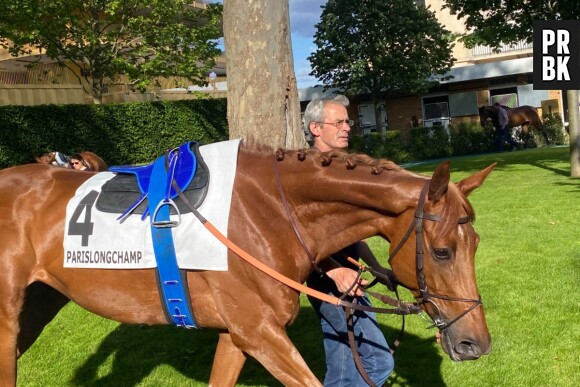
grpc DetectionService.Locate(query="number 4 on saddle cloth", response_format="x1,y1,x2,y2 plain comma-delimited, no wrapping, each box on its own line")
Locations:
103,141,210,328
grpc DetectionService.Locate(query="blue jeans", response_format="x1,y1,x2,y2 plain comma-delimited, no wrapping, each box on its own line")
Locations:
309,295,394,386
495,125,517,150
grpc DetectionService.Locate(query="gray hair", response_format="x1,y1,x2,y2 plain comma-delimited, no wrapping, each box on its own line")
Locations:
303,94,349,133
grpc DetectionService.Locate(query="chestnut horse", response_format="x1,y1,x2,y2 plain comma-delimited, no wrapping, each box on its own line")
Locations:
0,141,494,385
35,151,109,171
478,105,550,145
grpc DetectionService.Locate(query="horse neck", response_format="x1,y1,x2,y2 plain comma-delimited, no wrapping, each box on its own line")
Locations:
276,151,425,260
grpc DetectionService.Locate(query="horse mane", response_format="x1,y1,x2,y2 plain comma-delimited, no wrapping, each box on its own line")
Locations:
240,138,408,177
241,140,476,247
240,141,475,222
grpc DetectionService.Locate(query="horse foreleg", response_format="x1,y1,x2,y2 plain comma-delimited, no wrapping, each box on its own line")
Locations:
231,325,322,386
17,282,70,357
0,321,18,386
209,331,247,387
0,291,24,386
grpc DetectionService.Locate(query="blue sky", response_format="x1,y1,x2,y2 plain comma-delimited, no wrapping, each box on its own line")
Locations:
208,0,326,89
289,0,326,88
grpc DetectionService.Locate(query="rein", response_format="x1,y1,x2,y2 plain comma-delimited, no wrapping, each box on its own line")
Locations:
169,168,418,316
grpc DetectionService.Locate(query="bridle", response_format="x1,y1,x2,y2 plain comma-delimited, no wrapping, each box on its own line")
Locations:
272,157,483,385
272,155,482,331
387,180,482,332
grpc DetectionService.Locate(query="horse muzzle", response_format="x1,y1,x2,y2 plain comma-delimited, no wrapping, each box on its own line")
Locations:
439,327,492,361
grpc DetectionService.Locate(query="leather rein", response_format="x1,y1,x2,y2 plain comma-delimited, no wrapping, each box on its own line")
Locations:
167,151,418,316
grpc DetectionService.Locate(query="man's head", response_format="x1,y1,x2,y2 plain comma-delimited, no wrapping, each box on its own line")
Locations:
494,102,501,107
303,95,353,152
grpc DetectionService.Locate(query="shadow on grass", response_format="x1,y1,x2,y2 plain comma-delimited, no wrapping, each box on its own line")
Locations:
71,306,444,386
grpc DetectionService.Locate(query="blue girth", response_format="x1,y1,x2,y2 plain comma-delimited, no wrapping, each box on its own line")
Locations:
110,142,198,328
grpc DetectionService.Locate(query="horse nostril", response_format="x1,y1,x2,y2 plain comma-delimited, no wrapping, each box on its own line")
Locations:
455,340,482,360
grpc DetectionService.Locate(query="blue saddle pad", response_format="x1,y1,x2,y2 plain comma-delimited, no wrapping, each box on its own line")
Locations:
110,141,197,199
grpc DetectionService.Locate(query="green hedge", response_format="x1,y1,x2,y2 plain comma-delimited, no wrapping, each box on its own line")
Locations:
349,116,568,164
350,125,459,164
1,101,568,168
0,99,229,168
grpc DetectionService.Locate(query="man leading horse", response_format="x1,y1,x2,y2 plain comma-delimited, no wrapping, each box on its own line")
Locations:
494,103,518,151
478,104,550,148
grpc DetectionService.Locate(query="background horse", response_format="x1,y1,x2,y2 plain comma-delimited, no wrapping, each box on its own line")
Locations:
478,105,550,145
35,151,108,171
0,142,493,385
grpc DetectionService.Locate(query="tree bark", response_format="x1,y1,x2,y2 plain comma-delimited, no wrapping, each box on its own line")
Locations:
567,90,580,178
371,91,384,135
223,0,307,149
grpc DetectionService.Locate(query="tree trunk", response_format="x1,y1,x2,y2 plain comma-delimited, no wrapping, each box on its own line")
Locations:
223,0,306,149
371,91,381,135
90,77,103,104
567,90,580,178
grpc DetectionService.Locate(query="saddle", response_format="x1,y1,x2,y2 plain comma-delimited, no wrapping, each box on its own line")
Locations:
97,141,210,328
96,142,209,220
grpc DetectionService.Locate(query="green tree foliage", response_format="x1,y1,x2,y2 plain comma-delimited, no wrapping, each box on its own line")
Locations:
0,1,223,103
443,0,580,176
308,0,455,131
443,0,580,47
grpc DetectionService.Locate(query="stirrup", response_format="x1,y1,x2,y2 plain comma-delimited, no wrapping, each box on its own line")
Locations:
151,199,181,228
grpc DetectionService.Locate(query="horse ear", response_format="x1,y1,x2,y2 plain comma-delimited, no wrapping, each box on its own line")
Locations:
457,163,497,196
429,161,450,201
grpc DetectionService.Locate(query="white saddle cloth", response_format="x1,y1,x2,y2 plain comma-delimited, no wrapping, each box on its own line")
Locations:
63,139,241,270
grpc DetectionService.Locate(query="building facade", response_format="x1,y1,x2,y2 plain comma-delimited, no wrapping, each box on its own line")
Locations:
299,0,564,135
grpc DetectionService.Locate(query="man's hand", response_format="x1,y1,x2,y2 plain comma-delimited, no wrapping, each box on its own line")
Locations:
326,267,367,297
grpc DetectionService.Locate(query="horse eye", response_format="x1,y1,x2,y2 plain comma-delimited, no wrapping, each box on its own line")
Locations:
433,248,451,260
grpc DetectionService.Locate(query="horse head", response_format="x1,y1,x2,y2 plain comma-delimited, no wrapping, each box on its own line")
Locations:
386,161,495,361
35,151,71,168
275,149,495,362
478,105,496,127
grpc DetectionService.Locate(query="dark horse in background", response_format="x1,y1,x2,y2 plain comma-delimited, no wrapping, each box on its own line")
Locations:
478,105,550,145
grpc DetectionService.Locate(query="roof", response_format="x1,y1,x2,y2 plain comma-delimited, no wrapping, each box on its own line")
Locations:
440,57,533,84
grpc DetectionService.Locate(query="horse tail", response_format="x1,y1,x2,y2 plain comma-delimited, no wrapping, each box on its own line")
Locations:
532,106,550,145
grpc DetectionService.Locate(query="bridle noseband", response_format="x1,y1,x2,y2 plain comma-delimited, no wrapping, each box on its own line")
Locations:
388,181,482,331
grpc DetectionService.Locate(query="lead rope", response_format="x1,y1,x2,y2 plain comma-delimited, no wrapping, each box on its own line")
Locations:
339,263,405,386
347,301,377,387
169,178,419,315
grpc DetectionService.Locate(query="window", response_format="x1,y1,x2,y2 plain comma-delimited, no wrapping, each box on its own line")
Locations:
423,96,450,120
490,87,518,108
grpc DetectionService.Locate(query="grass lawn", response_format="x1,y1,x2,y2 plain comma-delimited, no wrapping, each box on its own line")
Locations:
17,146,580,386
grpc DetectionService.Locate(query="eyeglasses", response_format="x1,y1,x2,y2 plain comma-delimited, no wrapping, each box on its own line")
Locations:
317,119,355,129
71,161,80,166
